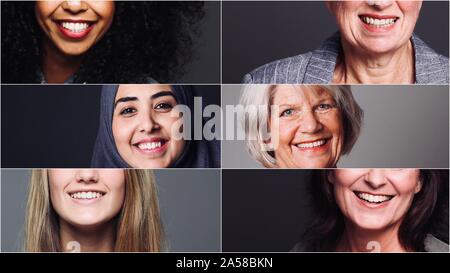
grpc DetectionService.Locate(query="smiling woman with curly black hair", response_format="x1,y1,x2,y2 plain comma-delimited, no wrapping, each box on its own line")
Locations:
1,1,204,83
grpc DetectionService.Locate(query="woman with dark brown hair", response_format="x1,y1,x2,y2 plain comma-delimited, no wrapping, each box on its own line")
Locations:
294,169,449,252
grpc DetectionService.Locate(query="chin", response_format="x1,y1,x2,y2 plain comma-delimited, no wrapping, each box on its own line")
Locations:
68,217,111,228
134,160,170,169
294,161,327,168
361,42,401,55
352,217,391,231
57,45,91,57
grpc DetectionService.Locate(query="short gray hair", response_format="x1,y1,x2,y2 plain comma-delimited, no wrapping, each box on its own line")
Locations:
239,85,363,167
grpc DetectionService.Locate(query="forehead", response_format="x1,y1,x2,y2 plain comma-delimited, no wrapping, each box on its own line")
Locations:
115,84,173,99
271,85,333,104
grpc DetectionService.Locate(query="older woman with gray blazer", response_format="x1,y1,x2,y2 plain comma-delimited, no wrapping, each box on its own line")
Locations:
244,1,448,84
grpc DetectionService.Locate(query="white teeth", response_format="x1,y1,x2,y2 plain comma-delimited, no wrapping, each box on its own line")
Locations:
61,22,89,33
296,139,326,149
70,191,103,200
138,142,162,150
357,192,393,204
362,16,396,27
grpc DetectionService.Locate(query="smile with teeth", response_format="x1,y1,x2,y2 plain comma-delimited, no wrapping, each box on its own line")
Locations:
60,21,91,33
360,16,398,28
355,191,394,204
137,141,164,151
70,191,103,200
296,139,327,149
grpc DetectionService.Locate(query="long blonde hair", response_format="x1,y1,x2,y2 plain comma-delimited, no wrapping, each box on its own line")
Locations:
24,169,164,252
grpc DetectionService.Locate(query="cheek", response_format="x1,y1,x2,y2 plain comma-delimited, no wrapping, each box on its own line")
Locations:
49,184,63,208
102,171,126,203
331,3,354,24
173,140,186,157
393,175,421,194
399,2,422,17
35,2,59,18
160,115,182,137
332,171,358,188
90,2,115,19
322,113,343,137
113,119,133,145
277,120,297,145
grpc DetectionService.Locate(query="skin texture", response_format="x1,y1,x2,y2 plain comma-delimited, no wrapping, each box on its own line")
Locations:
35,1,115,82
270,85,343,168
48,169,125,252
326,1,422,83
112,84,186,168
330,169,422,252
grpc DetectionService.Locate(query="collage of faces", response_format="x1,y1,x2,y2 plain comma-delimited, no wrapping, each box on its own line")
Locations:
0,0,449,253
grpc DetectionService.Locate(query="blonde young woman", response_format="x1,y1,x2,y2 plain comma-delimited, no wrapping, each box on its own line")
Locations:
24,169,164,252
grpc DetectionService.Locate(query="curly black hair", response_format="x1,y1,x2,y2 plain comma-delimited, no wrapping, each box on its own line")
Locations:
1,1,205,83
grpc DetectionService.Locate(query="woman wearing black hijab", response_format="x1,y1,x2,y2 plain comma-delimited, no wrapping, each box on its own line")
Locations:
91,84,220,168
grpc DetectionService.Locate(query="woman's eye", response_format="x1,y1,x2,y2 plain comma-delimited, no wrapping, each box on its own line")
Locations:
280,109,294,117
154,103,173,111
119,107,136,115
316,104,333,112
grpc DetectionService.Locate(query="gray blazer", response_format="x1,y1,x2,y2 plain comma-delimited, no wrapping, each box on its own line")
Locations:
243,32,449,84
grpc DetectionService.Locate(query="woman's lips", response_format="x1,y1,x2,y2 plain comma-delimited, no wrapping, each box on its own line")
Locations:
56,20,95,39
293,138,331,154
133,138,169,156
359,14,399,33
353,191,395,208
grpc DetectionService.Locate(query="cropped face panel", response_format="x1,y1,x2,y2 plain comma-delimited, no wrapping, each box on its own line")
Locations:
270,85,344,168
327,1,422,54
330,169,421,231
35,0,115,56
112,84,186,168
48,169,125,227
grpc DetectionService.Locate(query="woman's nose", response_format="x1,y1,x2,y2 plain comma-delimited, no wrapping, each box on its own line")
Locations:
75,169,99,183
364,169,388,188
299,110,322,134
138,113,160,133
61,1,89,14
366,0,394,10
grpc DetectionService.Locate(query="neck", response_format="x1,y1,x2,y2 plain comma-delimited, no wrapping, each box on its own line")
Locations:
338,220,407,252
59,219,116,252
333,40,415,84
41,38,84,83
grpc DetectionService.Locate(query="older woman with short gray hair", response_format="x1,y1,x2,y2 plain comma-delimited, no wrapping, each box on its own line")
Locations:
240,85,363,168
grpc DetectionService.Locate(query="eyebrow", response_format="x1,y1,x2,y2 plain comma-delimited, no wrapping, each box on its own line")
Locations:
114,91,176,108
114,96,137,108
150,91,177,101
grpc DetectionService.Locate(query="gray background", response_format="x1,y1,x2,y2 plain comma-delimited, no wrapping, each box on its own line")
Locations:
182,1,220,83
0,169,220,252
222,1,450,83
222,85,449,168
222,169,311,252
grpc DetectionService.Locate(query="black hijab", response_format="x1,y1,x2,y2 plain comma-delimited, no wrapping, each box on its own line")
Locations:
91,85,220,168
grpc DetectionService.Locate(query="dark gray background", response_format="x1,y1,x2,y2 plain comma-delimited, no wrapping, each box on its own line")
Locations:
222,85,449,168
1,85,221,168
182,1,220,83
222,1,450,83
1,169,220,252
222,169,312,252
